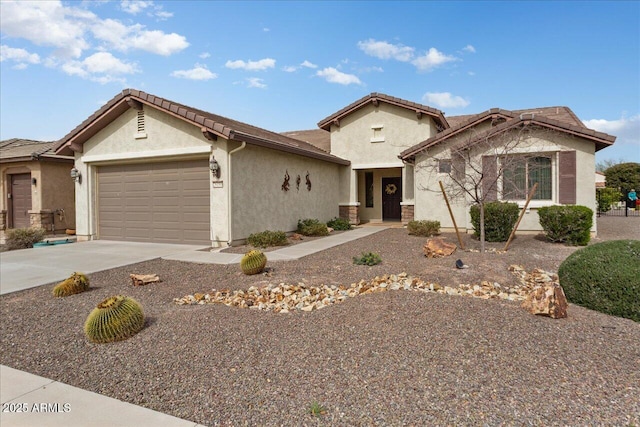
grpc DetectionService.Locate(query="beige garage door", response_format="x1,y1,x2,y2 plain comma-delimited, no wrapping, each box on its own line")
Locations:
97,160,210,244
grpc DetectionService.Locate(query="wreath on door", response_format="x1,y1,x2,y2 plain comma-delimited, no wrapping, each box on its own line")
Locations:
385,183,398,195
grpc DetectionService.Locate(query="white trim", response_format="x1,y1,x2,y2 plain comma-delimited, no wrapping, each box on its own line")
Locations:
81,146,211,164
370,136,385,143
352,162,404,169
370,124,384,130
134,133,148,139
400,201,415,206
339,202,361,207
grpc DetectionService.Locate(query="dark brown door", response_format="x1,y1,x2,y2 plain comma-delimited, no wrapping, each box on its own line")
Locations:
382,177,402,220
10,173,32,229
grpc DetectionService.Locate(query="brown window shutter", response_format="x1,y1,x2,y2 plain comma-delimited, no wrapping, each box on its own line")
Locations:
558,151,576,204
482,156,498,201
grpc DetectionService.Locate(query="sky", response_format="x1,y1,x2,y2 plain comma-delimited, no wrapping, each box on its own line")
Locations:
1,0,639,164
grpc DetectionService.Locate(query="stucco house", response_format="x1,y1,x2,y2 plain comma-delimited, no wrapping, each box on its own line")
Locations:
1,139,76,242
54,89,615,246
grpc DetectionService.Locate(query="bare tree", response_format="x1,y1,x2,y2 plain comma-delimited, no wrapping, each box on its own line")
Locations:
415,121,556,252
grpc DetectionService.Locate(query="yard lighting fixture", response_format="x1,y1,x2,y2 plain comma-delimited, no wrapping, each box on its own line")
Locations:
70,167,82,184
209,156,220,179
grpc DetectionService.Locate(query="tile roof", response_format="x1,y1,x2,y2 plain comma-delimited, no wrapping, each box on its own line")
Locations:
0,139,73,163
55,89,350,165
281,129,331,153
317,92,449,131
400,107,616,161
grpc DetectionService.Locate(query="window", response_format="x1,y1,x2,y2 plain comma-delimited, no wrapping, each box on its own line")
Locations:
502,155,552,200
365,172,374,207
438,159,452,174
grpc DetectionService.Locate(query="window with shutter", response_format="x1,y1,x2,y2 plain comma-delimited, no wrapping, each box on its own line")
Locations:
482,156,498,201
558,151,576,204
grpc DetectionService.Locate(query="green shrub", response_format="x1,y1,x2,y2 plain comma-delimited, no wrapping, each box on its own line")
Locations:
297,218,329,236
407,220,440,237
596,187,622,212
5,227,46,250
558,240,640,322
246,230,288,248
469,202,519,242
538,205,593,246
327,217,352,231
353,252,382,266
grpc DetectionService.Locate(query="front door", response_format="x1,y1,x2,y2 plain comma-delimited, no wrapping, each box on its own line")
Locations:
382,177,402,221
10,173,32,229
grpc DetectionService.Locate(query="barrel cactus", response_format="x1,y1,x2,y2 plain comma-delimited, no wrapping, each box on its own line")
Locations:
240,249,267,275
53,272,90,297
84,295,145,343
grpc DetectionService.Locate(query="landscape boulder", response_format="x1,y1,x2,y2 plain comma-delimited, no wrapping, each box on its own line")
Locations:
423,238,457,258
521,283,568,319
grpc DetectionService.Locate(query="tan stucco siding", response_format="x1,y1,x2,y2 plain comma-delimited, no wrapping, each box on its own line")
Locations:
357,168,402,222
39,162,76,232
330,103,437,167
231,144,341,242
414,130,598,233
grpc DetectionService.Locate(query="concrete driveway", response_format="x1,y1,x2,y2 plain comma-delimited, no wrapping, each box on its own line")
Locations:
0,240,206,295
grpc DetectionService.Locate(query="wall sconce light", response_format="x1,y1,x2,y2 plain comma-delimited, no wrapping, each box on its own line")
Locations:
31,177,37,186
209,156,220,179
70,167,82,184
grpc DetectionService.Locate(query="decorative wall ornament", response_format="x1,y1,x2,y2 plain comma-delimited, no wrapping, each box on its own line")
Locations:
282,170,290,192
306,172,312,191
385,183,398,195
296,174,301,191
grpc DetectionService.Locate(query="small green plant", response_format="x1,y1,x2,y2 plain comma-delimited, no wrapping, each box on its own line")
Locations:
538,205,593,246
240,249,267,275
407,220,440,237
558,240,640,322
327,217,352,231
353,252,382,266
5,227,46,250
297,218,329,236
469,202,519,242
596,187,622,212
308,401,327,417
84,295,145,343
53,272,90,297
246,230,288,248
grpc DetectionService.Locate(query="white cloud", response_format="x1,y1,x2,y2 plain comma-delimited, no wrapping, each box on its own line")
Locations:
316,67,362,85
412,48,457,71
225,58,275,71
0,45,41,64
282,65,298,72
357,38,414,62
61,52,139,84
300,60,317,69
247,77,266,88
283,60,318,72
171,64,217,81
584,115,640,145
199,52,211,59
120,0,153,14
12,63,28,70
462,44,476,53
423,92,470,109
128,30,188,56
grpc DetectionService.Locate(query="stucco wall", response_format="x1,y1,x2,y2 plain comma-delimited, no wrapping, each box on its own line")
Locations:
40,161,76,232
414,129,598,233
74,107,214,241
231,144,342,242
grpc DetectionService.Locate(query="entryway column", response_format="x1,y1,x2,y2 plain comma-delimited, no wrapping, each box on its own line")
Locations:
339,168,359,224
401,164,415,224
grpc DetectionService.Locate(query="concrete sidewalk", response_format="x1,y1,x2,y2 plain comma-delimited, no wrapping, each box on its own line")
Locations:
1,226,388,427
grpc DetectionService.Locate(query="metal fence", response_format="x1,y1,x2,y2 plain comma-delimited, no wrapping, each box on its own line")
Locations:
596,190,640,217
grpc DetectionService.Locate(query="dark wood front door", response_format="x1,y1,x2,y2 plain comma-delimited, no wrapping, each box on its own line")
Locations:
382,177,402,220
10,173,32,229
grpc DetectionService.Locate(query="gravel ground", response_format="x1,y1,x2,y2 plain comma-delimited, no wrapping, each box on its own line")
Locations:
1,216,639,426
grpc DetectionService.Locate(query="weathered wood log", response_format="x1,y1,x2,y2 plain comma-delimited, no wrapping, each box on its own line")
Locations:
130,274,161,286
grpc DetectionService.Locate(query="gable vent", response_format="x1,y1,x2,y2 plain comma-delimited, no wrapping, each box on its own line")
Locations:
135,110,147,139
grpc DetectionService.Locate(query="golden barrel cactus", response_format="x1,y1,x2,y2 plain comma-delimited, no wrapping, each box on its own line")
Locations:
84,295,145,343
52,272,90,297
240,250,267,275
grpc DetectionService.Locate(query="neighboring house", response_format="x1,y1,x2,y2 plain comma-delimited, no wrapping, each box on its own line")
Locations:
0,139,76,242
595,171,606,188
54,89,615,246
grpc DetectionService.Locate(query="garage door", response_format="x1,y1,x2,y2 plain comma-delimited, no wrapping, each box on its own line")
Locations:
97,160,210,244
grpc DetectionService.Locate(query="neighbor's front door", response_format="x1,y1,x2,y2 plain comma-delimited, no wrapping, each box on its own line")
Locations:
382,177,402,221
10,173,32,229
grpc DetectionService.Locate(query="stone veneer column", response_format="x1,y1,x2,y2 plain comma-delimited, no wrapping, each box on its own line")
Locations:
0,210,6,231
339,204,360,225
29,210,53,232
401,204,414,225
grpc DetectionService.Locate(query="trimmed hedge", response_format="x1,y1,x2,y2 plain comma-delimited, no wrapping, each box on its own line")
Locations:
469,202,519,242
297,218,329,236
327,217,352,231
538,205,593,246
246,230,288,248
558,240,640,322
5,227,46,250
407,220,440,237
